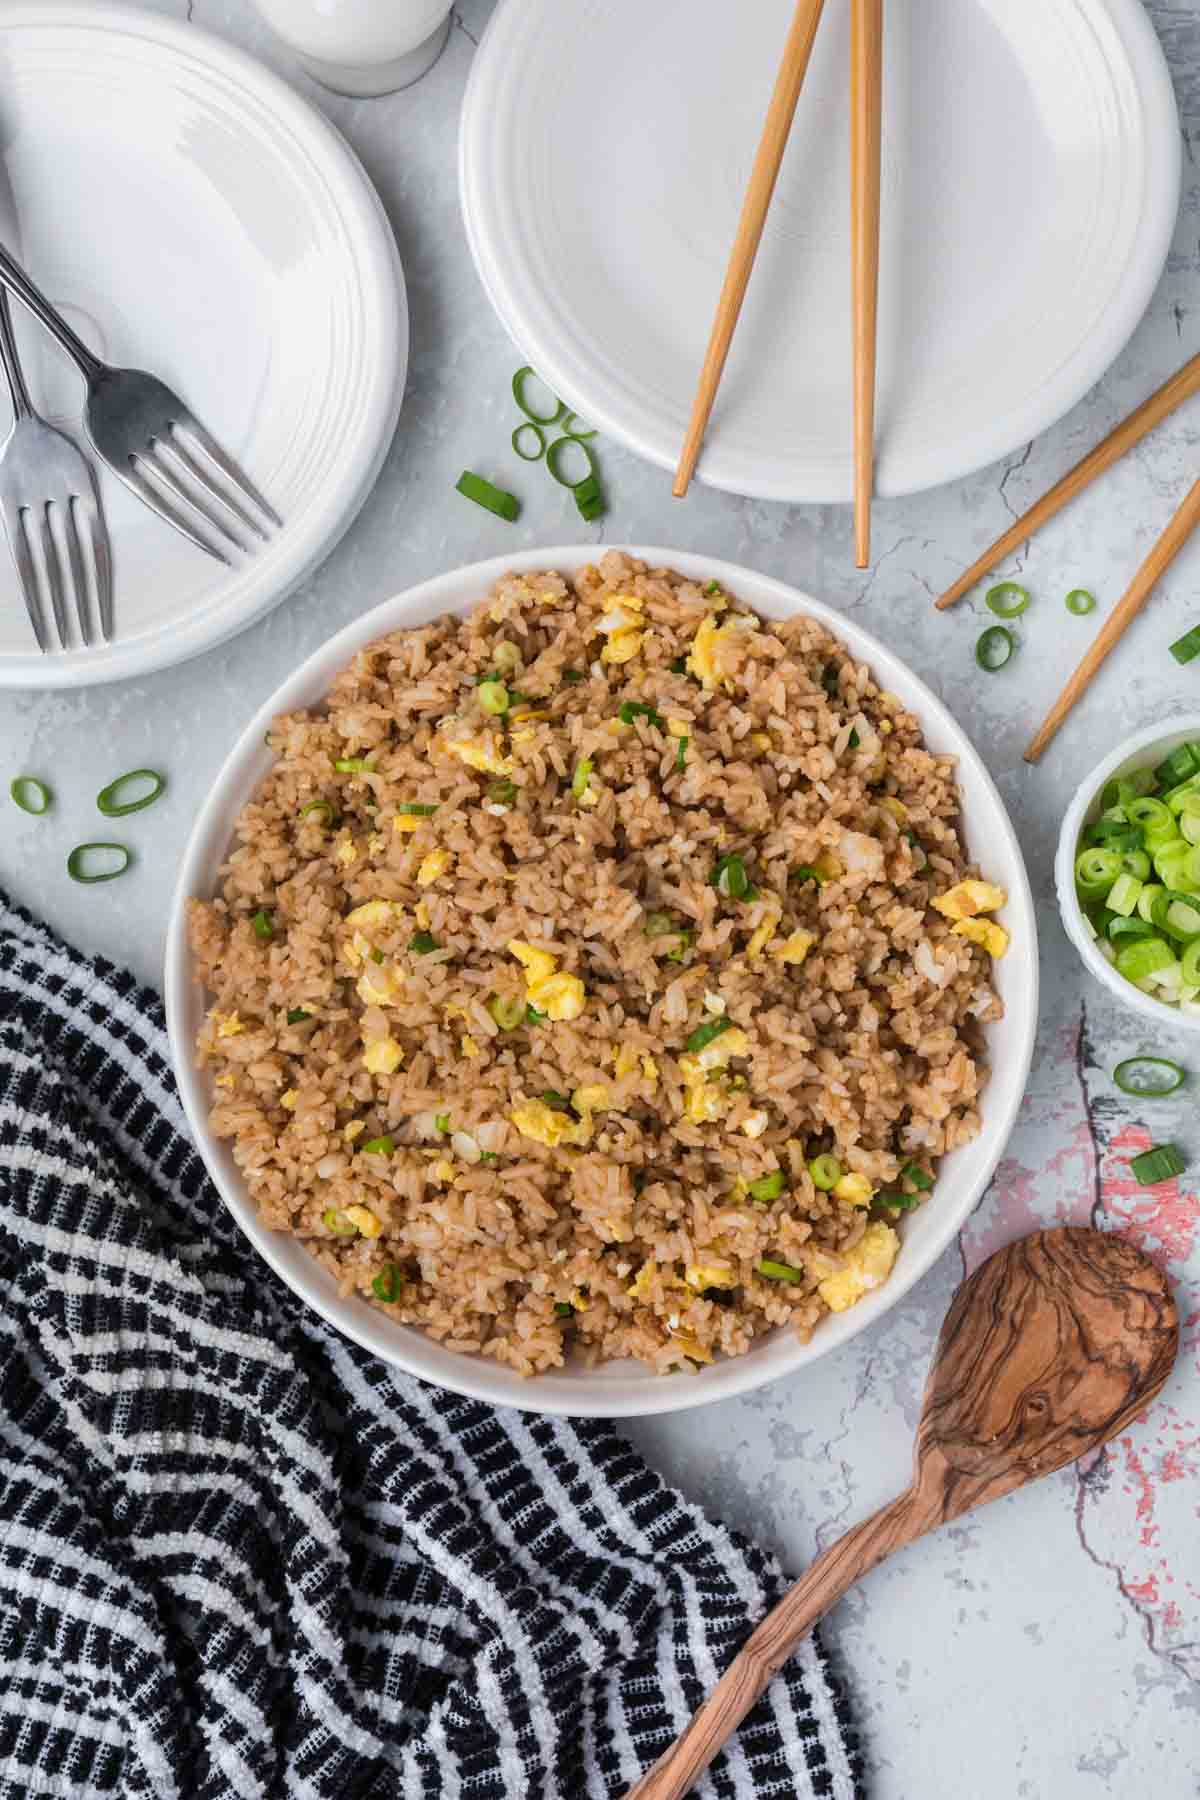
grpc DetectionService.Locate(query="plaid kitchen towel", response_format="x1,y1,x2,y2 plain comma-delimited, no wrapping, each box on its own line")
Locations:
0,890,861,1800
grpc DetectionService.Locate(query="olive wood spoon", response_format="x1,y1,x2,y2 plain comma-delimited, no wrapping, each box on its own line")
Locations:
625,1227,1178,1800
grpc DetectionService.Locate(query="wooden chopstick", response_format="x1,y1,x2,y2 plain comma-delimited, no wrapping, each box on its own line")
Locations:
1025,476,1200,763
851,0,883,567
673,0,827,498
936,351,1200,610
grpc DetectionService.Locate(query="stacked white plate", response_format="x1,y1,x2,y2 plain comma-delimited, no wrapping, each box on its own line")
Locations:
460,0,1179,504
0,3,406,688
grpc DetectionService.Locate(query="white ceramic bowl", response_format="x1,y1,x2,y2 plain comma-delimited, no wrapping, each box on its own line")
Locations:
165,547,1039,1416
1056,715,1200,1035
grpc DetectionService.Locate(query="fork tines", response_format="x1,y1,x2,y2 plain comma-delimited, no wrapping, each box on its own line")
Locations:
4,490,111,652
123,416,280,567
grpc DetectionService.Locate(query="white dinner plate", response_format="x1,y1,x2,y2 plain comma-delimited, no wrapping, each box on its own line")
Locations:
459,0,1179,504
0,4,405,688
165,546,1039,1418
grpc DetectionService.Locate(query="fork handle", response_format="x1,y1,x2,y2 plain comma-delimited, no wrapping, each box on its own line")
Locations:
0,240,102,382
0,290,32,419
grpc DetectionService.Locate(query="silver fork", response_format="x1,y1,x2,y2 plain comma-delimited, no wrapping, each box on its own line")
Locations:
0,240,280,567
0,288,111,650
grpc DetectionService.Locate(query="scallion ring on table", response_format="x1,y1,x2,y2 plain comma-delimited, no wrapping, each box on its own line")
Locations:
10,775,51,815
545,434,597,489
67,842,131,884
985,582,1030,619
1128,1143,1186,1185
560,411,597,440
512,421,547,462
511,365,565,425
975,625,1015,672
96,768,165,817
1169,621,1200,665
456,470,520,522
1065,588,1096,616
1112,1057,1185,1097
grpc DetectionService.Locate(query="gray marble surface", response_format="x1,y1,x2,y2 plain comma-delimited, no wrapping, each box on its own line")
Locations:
4,2,1200,1793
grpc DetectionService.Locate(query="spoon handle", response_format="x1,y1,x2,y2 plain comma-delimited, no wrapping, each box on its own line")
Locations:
624,1490,924,1800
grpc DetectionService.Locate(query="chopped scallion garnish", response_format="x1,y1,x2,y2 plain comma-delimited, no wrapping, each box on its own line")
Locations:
976,625,1015,672
675,736,688,771
1066,589,1096,616
808,1153,842,1190
512,421,547,462
1128,1143,1186,1184
985,582,1030,619
511,365,564,425
710,853,750,899
434,1112,450,1134
477,679,509,716
396,801,438,816
299,799,336,827
333,756,374,774
322,1207,358,1236
571,757,593,800
372,1265,401,1303
252,909,273,942
408,931,438,954
10,775,51,815
96,769,165,817
486,778,517,805
546,434,597,489
286,1008,311,1024
488,994,526,1031
1170,622,1200,665
748,1170,785,1203
757,1259,804,1282
618,700,664,729
685,1015,733,1054
1113,1057,1185,1097
362,1135,395,1156
456,470,519,522
67,842,131,884
900,1161,933,1190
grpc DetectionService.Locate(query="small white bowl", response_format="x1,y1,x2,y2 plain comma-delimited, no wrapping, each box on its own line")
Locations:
1056,714,1200,1034
165,547,1038,1417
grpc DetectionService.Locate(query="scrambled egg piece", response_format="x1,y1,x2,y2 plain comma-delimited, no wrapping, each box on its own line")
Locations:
745,909,781,961
335,839,357,867
679,1026,750,1125
596,594,644,667
687,610,754,689
346,900,400,930
280,1089,298,1111
417,849,451,887
932,880,1006,921
460,1034,480,1060
394,814,424,834
773,930,816,966
357,963,403,1006
572,1083,609,1115
684,1260,737,1291
601,627,644,665
362,1037,403,1075
669,1331,713,1364
415,901,431,929
878,796,908,824
343,1120,366,1142
832,1172,873,1207
214,1073,234,1090
612,1043,638,1078
431,1158,455,1183
627,1261,656,1300
815,849,844,881
344,1203,383,1239
750,732,773,753
952,916,1009,959
507,940,586,1020
212,1011,244,1039
642,1054,658,1087
818,1222,899,1313
741,1110,769,1139
440,733,513,777
510,1098,592,1148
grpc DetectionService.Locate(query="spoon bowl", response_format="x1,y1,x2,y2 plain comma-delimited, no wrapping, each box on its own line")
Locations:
627,1227,1178,1800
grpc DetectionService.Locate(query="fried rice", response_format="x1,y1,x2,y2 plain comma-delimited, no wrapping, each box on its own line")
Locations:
188,551,1007,1376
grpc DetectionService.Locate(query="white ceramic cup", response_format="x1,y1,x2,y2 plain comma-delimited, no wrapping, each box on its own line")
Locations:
1055,714,1200,1035
253,0,452,95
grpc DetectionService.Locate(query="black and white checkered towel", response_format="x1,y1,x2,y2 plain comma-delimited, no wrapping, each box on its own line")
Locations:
0,890,861,1800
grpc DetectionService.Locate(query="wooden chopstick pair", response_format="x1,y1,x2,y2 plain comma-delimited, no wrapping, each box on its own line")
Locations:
933,349,1200,762
673,0,883,569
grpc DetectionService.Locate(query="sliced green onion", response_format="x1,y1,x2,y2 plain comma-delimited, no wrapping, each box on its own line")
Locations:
666,930,694,963
67,842,131,884
554,1300,575,1317
457,470,519,522
396,801,438,817
1128,1143,1186,1185
286,1008,311,1024
1169,622,1200,665
1137,885,1164,924
1075,846,1122,898
705,580,722,597
322,1207,358,1236
675,736,688,771
434,1112,450,1134
574,473,606,522
561,411,596,440
512,421,547,461
525,1004,546,1025
562,669,585,685
487,778,517,806
847,729,861,749
479,1151,500,1164
1152,891,1200,942
748,1170,786,1203
488,994,526,1031
1065,589,1096,616
985,582,1030,618
477,679,509,716
10,775,51,815
545,434,597,488
96,769,165,817
408,931,438,954
808,1153,842,1190
900,1161,933,1190
1107,872,1143,916
876,1191,921,1211
252,909,274,941
669,656,688,674
511,365,564,425
571,757,593,800
1107,915,1154,942
1156,744,1200,788
685,1015,734,1055
757,1259,804,1282
362,1135,395,1155
299,799,336,827
541,1089,570,1110
618,700,664,729
1183,939,1200,985
711,853,750,899
1127,796,1172,835
372,1265,401,1303
1115,938,1176,983
644,911,675,938
976,625,1015,671
790,865,825,886
1118,849,1151,881
1113,1057,1185,1097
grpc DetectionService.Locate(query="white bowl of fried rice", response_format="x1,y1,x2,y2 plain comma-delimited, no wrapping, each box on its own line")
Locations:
165,547,1037,1416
